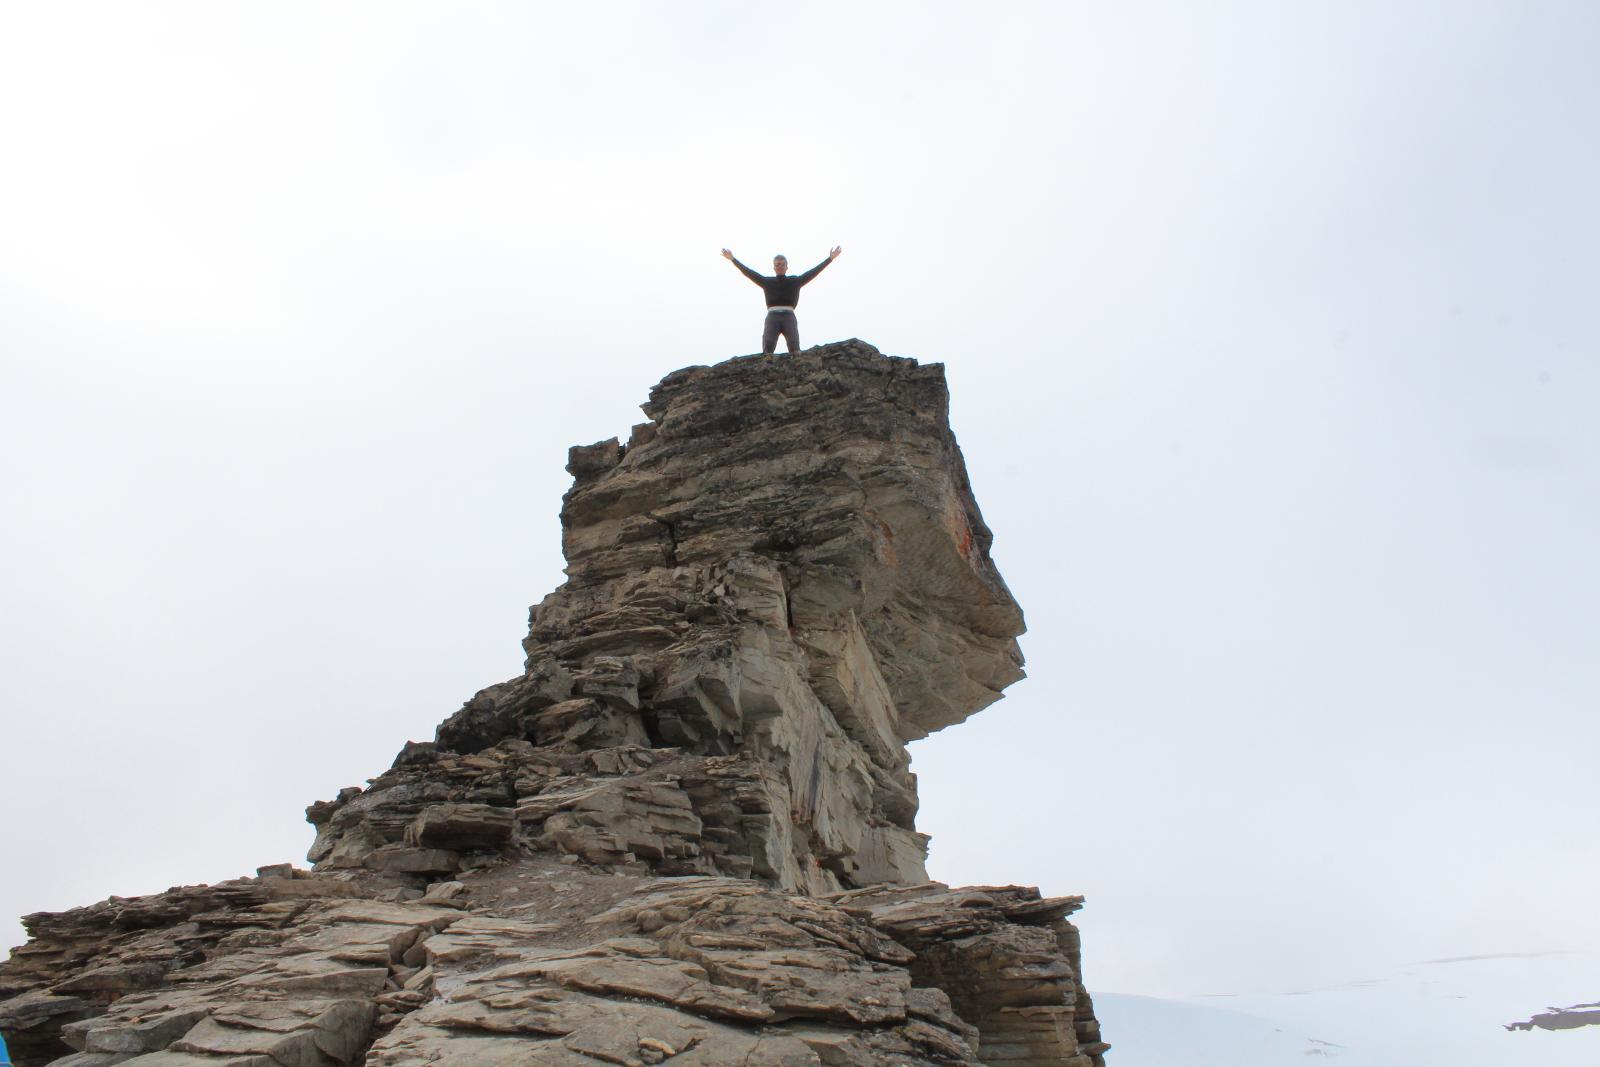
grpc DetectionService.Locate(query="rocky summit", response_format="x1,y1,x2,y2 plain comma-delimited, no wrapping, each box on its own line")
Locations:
0,341,1109,1066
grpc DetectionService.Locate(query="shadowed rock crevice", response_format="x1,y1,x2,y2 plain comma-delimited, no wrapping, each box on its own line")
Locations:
0,341,1106,1066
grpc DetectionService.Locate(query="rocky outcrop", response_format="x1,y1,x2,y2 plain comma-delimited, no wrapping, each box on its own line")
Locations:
1,341,1107,1066
1506,1001,1600,1032
308,342,1024,895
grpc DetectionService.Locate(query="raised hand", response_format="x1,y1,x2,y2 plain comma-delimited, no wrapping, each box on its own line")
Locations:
829,245,842,260
721,248,734,260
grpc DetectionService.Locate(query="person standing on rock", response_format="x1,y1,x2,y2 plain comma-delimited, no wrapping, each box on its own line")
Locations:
721,246,841,355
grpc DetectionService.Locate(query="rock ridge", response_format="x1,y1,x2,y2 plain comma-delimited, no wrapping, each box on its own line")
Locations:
2,341,1107,1066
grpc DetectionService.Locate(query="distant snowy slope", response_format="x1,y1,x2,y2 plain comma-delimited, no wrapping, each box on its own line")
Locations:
1093,993,1335,1065
1096,951,1600,1067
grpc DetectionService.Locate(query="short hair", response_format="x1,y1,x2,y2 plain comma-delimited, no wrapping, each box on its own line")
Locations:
773,254,787,261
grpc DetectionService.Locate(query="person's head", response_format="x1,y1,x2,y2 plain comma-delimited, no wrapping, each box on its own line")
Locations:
772,255,788,276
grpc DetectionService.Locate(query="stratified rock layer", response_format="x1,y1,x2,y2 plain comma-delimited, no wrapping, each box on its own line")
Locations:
1,341,1107,1066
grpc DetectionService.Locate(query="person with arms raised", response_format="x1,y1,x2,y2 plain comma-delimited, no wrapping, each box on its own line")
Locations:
722,246,841,355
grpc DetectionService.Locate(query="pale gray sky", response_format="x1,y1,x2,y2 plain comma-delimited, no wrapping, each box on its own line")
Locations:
2,3,1596,1058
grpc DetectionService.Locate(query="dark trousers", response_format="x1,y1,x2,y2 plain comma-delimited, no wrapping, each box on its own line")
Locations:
762,310,800,354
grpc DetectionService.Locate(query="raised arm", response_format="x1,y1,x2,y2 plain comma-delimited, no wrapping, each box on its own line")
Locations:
797,245,842,285
722,248,765,285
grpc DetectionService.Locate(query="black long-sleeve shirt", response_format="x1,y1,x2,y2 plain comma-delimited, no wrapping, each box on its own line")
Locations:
731,256,832,307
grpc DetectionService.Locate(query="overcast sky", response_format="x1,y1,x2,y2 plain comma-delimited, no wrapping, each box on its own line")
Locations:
2,1,1596,1054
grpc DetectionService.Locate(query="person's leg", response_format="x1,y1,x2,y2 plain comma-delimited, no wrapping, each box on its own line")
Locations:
782,312,800,354
761,313,780,355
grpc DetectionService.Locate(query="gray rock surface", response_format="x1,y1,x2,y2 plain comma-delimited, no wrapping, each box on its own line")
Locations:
1505,1000,1600,1032
2,342,1106,1066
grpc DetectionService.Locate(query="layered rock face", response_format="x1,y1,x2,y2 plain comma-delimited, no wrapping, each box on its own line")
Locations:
0,342,1108,1066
